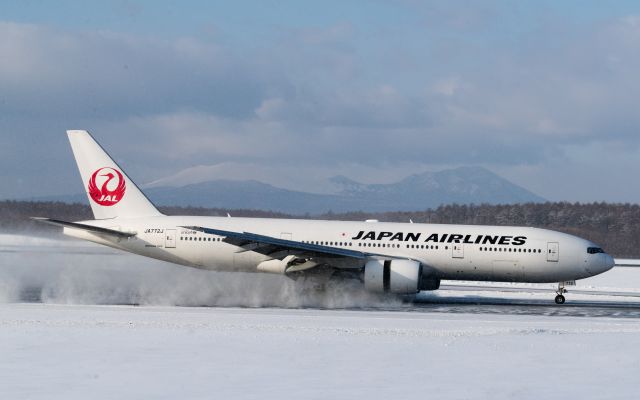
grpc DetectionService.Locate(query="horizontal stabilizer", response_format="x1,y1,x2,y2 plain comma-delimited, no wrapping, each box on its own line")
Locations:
31,217,136,238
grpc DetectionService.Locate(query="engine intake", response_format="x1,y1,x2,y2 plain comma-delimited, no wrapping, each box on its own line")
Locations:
364,259,422,294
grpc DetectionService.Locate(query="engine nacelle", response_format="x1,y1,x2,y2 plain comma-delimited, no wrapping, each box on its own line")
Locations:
256,255,320,274
256,258,288,274
364,259,422,294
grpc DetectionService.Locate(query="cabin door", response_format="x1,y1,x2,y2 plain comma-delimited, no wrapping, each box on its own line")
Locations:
452,243,464,259
547,242,559,262
165,229,177,248
280,232,292,241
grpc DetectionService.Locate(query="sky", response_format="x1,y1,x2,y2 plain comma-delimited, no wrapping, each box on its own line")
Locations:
2,0,640,202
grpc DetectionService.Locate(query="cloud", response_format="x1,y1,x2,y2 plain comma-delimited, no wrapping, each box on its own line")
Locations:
0,22,264,120
2,9,640,201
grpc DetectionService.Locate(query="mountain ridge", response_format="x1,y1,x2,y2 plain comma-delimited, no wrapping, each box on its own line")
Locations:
29,166,545,214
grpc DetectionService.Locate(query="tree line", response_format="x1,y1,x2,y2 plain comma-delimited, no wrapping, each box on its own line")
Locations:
2,200,639,257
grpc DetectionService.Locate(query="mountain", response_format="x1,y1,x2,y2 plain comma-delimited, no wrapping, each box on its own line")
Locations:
31,166,545,214
330,166,545,208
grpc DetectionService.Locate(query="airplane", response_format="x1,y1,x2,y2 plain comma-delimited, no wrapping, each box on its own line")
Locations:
34,130,616,305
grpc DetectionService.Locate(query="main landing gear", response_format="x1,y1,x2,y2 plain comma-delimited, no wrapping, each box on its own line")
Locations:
555,282,568,304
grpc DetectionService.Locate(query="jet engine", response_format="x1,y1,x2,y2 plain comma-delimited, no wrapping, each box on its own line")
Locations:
364,259,421,294
256,255,319,274
364,259,440,294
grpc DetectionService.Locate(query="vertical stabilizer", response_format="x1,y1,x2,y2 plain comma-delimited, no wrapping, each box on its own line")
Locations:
67,130,162,219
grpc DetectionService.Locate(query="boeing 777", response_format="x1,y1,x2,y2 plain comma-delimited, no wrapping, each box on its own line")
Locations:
34,130,616,304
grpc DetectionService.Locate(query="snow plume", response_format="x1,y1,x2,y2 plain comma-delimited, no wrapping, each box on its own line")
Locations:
0,233,400,309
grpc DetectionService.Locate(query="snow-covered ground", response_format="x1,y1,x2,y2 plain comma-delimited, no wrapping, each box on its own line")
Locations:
2,303,640,399
2,232,640,399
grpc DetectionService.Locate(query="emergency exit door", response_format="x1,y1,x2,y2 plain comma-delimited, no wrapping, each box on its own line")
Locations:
547,242,559,262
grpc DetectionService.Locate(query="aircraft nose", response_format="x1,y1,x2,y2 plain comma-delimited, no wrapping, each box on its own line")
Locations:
588,253,614,276
604,254,615,272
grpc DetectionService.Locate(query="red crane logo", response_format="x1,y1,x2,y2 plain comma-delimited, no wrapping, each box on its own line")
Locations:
88,167,126,206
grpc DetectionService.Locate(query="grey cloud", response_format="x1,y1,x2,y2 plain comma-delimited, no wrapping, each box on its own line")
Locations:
0,22,265,120
2,13,640,201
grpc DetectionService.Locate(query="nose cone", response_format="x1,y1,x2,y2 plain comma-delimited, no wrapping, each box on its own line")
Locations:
604,254,615,273
587,253,615,276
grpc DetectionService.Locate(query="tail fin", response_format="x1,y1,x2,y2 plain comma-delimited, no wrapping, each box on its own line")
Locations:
67,130,162,219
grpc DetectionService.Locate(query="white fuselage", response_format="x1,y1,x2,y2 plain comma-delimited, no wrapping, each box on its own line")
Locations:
64,216,615,284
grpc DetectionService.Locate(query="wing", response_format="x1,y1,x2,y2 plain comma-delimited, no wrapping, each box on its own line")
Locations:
181,225,390,261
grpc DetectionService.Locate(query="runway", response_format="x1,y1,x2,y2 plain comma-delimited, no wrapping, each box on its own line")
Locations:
409,297,640,319
13,284,640,319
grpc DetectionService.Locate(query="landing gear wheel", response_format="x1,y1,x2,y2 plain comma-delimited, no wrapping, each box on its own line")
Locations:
554,282,568,304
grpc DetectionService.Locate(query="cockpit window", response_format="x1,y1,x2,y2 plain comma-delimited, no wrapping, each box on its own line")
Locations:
587,247,605,254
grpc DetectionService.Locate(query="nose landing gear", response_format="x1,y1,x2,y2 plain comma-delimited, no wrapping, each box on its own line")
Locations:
554,282,569,304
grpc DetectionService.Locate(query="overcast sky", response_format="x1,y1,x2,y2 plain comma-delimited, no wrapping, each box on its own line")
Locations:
2,0,640,202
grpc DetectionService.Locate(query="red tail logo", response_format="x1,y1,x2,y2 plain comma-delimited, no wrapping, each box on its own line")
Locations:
88,167,126,206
